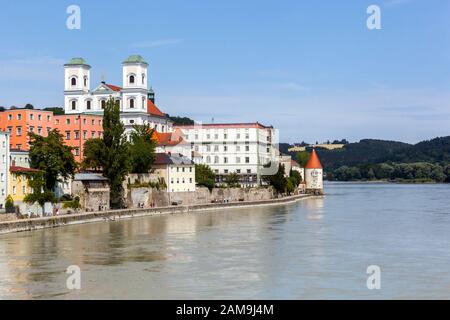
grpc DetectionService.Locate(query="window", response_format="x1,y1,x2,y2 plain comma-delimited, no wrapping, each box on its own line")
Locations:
47,127,51,134
75,148,80,156
129,98,134,109
142,74,145,84
207,134,210,139
37,127,42,135
142,97,145,109
237,169,241,174
22,186,26,194
224,146,228,152
16,127,22,136
91,131,95,138
84,76,87,87
75,131,79,140
47,115,51,121
224,134,227,139
214,145,219,152
214,134,218,140
236,145,241,152
237,133,241,139
189,178,192,183
55,119,60,125
66,131,70,140
206,145,211,152
247,169,251,174
224,157,228,164
13,186,16,195
101,100,106,109
129,75,135,84
38,115,42,121
224,169,228,174
71,77,77,86
30,126,34,133
71,100,76,110
83,119,86,125
86,100,91,110
206,156,211,163
190,167,192,172
8,114,12,120
214,156,219,164
129,120,135,124
245,157,250,163
91,119,95,125
66,119,70,125
245,146,250,152
16,144,22,150
17,114,22,120
30,114,34,120
236,157,241,163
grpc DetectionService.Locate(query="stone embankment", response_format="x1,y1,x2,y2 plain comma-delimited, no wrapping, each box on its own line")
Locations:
0,193,318,235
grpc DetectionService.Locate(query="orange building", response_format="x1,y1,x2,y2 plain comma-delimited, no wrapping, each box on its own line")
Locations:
54,114,104,162
0,109,54,150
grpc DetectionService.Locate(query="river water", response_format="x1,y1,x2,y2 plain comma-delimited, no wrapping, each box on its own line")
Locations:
0,182,450,299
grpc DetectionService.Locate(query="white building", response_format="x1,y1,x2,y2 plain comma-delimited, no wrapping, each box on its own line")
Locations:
10,149,30,168
175,123,279,186
152,153,196,193
63,55,173,138
0,132,10,211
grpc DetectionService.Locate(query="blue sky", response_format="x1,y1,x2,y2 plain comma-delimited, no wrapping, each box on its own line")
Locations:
0,0,449,143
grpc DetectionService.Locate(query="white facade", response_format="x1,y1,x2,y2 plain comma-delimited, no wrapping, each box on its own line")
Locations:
176,123,279,186
10,149,30,168
305,168,323,191
153,153,196,193
63,56,173,138
0,132,10,211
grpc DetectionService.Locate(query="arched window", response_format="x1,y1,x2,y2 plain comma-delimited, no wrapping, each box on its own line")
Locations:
86,100,91,110
129,98,135,109
101,100,106,109
71,100,77,110
129,75,135,84
71,77,77,86
84,76,88,87
142,97,145,108
142,74,145,84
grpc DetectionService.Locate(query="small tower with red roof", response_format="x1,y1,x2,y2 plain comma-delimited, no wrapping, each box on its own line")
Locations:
304,149,324,195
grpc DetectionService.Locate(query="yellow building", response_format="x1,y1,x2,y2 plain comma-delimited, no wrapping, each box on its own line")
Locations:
8,166,40,202
152,153,196,193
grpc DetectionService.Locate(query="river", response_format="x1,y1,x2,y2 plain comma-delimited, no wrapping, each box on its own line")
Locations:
0,182,449,299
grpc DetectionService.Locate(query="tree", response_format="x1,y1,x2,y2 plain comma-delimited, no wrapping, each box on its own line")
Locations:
24,103,34,109
129,124,156,173
43,107,65,115
224,172,240,188
264,164,288,194
101,98,131,208
296,151,311,167
195,164,215,190
5,195,14,211
28,129,77,192
289,169,302,186
286,177,295,195
82,138,105,171
24,171,57,206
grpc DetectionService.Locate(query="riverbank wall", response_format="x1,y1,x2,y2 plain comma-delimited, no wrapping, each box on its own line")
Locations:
0,194,317,235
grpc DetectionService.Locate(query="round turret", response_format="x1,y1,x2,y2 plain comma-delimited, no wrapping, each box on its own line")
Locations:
304,149,324,195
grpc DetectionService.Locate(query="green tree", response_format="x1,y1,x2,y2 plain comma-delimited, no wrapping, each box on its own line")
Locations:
101,98,131,208
195,164,215,190
286,177,295,195
5,195,14,210
129,124,156,173
289,169,302,186
28,130,77,192
224,172,240,188
82,138,105,171
264,164,288,194
24,103,34,109
296,151,311,167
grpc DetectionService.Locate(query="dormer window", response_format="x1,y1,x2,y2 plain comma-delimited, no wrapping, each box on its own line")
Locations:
71,77,77,86
129,75,135,84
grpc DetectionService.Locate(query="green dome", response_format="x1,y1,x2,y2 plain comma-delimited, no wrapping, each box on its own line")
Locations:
65,57,89,66
123,55,148,65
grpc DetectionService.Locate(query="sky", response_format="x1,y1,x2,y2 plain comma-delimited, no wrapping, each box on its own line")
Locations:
0,0,449,144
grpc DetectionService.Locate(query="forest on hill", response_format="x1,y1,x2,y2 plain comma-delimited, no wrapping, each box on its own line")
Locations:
282,137,450,183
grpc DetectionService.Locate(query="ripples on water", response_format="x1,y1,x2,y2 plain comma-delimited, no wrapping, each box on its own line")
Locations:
0,182,449,299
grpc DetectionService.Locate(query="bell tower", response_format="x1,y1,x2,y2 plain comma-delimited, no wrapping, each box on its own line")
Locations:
122,55,148,90
64,57,90,92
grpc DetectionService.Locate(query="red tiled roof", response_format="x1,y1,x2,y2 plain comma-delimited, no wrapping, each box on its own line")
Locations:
291,159,300,167
305,149,323,169
152,131,183,146
147,99,165,117
10,166,40,173
104,83,122,92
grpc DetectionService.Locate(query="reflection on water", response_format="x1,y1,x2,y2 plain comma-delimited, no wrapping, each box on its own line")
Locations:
1,182,450,299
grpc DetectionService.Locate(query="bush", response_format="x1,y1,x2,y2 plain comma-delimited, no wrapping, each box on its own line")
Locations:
63,196,81,209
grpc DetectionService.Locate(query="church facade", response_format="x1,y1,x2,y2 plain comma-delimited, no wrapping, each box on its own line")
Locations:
63,55,173,138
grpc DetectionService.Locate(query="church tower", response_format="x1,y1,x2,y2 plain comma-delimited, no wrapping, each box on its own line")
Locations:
304,149,324,195
122,55,149,111
64,57,90,113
